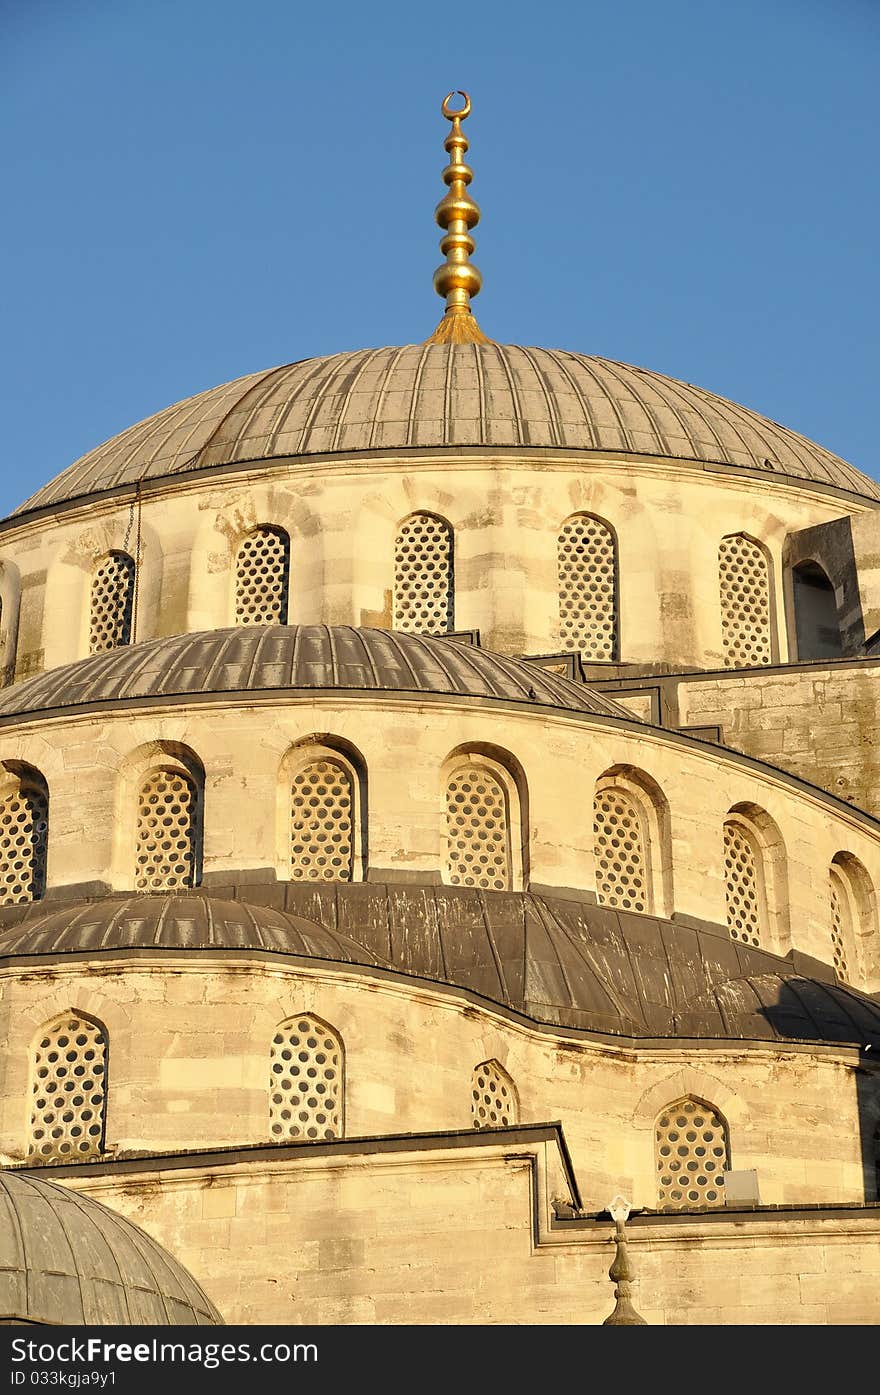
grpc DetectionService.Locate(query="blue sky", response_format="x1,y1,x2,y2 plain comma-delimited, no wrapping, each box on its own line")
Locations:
1,0,877,517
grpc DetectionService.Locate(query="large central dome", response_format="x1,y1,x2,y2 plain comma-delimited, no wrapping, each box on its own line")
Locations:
16,344,878,515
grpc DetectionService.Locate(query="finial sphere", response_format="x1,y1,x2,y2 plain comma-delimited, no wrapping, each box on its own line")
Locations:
442,90,471,120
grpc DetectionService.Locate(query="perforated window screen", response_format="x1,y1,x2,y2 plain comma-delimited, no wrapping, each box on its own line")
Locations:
89,553,135,654
829,869,851,981
0,785,48,906
655,1098,729,1210
718,535,772,668
269,1016,343,1141
471,1061,518,1129
135,769,199,892
393,513,454,635
235,528,290,625
723,820,764,947
593,787,648,912
445,765,512,891
290,758,354,882
28,1015,107,1161
557,515,617,659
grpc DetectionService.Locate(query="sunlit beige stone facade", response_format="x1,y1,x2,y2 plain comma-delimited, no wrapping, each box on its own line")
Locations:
1,342,880,1327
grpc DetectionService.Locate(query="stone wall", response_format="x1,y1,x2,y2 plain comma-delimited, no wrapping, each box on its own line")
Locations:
42,1127,880,1325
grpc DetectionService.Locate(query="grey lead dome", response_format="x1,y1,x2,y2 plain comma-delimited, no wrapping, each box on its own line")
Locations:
0,625,640,721
16,344,879,515
0,1170,222,1324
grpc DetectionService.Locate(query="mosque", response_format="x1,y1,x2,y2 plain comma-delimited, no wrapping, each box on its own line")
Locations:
1,93,879,1327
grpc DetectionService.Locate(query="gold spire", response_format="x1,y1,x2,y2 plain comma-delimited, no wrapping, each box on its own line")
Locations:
426,91,491,345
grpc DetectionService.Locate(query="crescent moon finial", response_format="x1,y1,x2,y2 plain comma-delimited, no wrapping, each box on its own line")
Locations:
426,91,489,344
441,90,471,121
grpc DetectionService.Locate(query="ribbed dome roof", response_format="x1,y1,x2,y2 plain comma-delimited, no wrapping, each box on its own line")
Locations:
0,625,637,721
0,1170,222,1324
2,888,878,1048
15,345,879,514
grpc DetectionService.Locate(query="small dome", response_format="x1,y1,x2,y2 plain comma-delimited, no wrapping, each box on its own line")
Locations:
2,887,877,1049
0,1169,222,1324
0,625,638,722
14,345,878,516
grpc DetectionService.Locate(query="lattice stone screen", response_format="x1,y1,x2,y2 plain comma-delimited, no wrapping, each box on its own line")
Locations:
269,1016,343,1141
445,765,512,891
471,1061,518,1129
655,1098,729,1209
829,869,851,980
557,515,617,659
134,769,199,892
28,1015,107,1161
723,820,764,947
393,513,454,635
718,535,772,668
290,759,354,882
0,785,48,906
593,787,648,912
235,528,290,625
89,552,135,653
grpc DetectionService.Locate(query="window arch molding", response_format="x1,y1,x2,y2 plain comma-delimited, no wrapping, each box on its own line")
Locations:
592,764,672,918
722,802,789,953
393,510,455,635
439,743,528,892
830,851,877,988
232,524,291,626
276,736,367,883
0,760,49,907
718,532,776,668
112,741,204,893
556,511,619,660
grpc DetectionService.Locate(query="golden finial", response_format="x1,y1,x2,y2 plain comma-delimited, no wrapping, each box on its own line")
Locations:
426,90,491,345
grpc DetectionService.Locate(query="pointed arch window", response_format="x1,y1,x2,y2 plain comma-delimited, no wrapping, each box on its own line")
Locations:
557,514,617,660
471,1061,518,1129
444,762,512,891
90,552,135,653
290,757,355,882
655,1097,729,1210
269,1014,343,1141
0,768,48,906
718,534,772,667
723,816,766,947
593,786,650,913
235,527,290,625
28,1013,108,1162
134,767,201,891
393,512,454,635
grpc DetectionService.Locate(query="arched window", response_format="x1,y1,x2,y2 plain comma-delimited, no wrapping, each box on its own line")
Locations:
718,534,773,668
471,1060,518,1129
655,1097,729,1210
269,1014,343,1141
0,765,48,906
235,527,290,625
134,767,201,891
723,816,766,947
28,1013,107,1162
828,853,874,986
444,762,512,891
557,514,617,660
393,512,454,635
89,552,135,653
290,757,355,882
593,785,650,913
792,561,843,660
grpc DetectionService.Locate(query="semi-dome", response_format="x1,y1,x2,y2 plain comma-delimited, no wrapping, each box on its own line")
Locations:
0,624,638,721
14,344,880,516
2,888,877,1049
0,1169,222,1324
